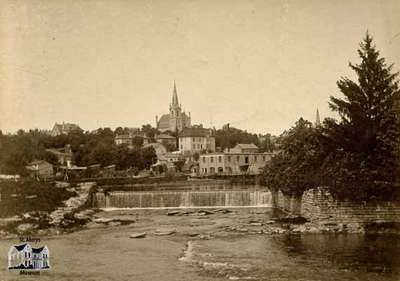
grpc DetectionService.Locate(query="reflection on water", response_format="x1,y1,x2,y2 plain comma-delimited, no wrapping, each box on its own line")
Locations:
192,233,400,281
279,234,400,274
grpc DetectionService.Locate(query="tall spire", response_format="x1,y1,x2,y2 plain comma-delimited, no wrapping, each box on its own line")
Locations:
315,108,321,127
172,80,179,105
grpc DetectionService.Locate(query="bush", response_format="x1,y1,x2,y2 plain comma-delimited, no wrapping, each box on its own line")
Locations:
0,180,76,218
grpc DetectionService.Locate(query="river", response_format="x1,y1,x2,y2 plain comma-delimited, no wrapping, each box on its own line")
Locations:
0,187,399,281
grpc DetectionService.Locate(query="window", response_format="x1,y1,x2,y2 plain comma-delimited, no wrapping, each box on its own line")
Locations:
237,155,240,161
202,157,206,163
263,156,266,161
218,156,222,163
254,155,258,161
245,156,249,164
192,137,195,142
228,156,231,162
192,144,195,149
210,157,214,163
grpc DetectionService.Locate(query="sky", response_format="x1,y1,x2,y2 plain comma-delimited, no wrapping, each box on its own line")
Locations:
1,0,399,135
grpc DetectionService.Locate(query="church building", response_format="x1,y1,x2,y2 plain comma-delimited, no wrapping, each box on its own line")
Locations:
156,82,191,132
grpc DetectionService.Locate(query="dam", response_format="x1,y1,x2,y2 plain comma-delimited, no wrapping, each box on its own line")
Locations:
92,182,272,209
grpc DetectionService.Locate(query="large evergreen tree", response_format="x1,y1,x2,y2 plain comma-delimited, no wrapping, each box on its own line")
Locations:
322,33,400,200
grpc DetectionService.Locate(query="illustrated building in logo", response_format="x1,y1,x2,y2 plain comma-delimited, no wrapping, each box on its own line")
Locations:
8,243,50,270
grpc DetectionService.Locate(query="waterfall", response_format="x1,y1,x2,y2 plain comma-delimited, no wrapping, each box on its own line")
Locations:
93,190,272,209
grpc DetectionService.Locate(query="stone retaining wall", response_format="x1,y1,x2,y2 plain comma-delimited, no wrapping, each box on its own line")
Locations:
272,188,400,224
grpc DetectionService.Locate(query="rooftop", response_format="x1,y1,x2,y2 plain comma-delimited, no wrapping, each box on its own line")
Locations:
234,143,259,150
179,127,213,138
14,244,27,251
155,134,175,139
200,151,273,156
26,160,52,166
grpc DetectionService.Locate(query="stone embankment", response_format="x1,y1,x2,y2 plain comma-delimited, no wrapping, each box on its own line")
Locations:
49,182,95,226
271,188,400,234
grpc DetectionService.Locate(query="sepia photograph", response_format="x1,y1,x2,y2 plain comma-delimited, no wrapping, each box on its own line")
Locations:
0,0,399,280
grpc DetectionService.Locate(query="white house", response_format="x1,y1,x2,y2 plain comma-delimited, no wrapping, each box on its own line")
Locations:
199,151,273,175
178,127,215,154
8,243,50,270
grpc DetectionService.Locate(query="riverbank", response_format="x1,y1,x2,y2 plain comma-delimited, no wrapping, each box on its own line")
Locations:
0,180,76,218
1,208,399,281
0,182,94,238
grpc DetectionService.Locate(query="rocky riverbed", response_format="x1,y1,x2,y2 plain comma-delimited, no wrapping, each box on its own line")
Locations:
1,207,399,281
2,200,400,240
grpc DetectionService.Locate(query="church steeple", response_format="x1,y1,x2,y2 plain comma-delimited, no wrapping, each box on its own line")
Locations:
170,81,181,119
172,80,179,106
315,108,321,127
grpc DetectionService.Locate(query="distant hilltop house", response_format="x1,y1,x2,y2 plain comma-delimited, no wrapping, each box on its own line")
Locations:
46,144,73,167
155,133,177,148
199,143,272,175
50,122,81,136
25,160,53,180
178,126,216,154
8,243,50,270
114,133,150,146
156,81,191,132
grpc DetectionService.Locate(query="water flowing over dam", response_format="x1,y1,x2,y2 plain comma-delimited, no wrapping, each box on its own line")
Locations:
93,187,272,209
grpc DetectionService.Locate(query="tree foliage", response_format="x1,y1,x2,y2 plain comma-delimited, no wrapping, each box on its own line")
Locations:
263,118,321,196
0,127,156,175
215,126,259,150
320,33,400,200
263,33,400,201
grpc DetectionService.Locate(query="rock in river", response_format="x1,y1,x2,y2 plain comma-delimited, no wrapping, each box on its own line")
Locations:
94,218,114,224
154,228,176,236
130,232,147,239
17,223,36,234
167,211,181,216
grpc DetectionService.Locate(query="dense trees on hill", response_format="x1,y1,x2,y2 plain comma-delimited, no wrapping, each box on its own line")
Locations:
263,33,400,201
214,127,260,150
0,128,156,175
1,122,276,176
214,126,276,152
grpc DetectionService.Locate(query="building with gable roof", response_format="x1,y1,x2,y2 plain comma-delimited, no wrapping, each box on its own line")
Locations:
46,144,73,167
228,143,259,154
25,160,54,180
50,122,81,136
8,243,50,270
199,143,272,175
155,133,177,149
178,126,215,154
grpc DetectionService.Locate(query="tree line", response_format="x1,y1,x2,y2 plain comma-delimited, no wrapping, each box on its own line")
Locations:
0,126,156,175
262,34,400,202
214,126,276,152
